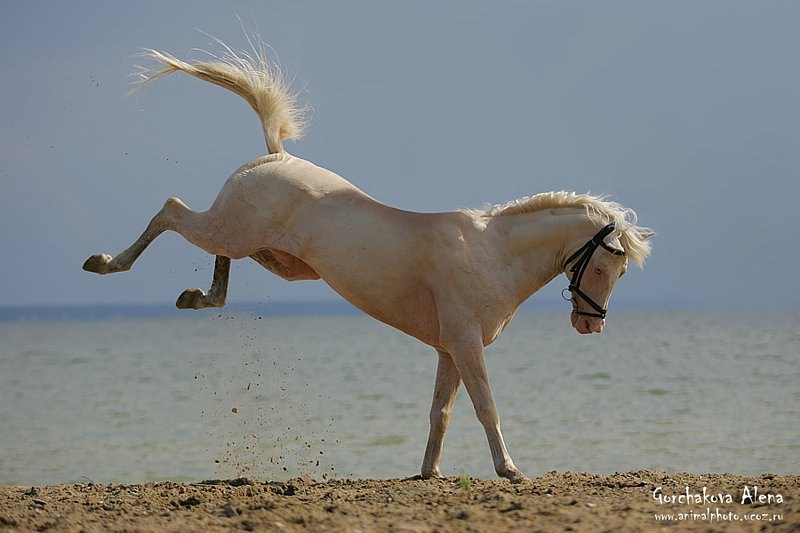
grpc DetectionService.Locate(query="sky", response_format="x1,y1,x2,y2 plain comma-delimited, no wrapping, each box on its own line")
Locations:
1,1,799,310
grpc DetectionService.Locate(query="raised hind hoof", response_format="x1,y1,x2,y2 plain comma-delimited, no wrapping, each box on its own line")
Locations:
83,253,114,274
176,288,225,310
176,288,207,309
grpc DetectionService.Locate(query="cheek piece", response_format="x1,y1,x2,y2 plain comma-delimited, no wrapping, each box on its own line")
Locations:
561,223,625,319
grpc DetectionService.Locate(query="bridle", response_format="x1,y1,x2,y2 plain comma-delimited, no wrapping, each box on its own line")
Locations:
561,223,625,319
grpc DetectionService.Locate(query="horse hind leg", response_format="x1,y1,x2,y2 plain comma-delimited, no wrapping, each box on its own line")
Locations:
176,255,230,309
84,197,232,309
84,197,195,275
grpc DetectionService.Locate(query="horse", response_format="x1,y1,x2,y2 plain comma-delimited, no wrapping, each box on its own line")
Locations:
83,40,653,482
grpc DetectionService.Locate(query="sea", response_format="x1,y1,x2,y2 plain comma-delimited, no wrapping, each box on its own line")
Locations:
1,305,798,486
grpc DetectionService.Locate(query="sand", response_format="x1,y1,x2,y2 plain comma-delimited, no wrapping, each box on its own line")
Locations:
1,471,797,532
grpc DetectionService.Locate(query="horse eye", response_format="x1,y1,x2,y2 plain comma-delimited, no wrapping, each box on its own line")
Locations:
594,267,603,276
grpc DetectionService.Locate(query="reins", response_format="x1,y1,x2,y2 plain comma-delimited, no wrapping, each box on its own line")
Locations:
561,223,624,319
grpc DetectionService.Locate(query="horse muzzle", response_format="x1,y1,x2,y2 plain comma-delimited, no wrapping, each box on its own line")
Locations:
571,312,605,334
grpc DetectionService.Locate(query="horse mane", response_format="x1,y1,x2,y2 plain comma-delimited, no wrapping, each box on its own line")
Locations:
463,191,653,267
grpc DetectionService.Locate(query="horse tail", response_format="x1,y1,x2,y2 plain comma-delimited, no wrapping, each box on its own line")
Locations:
139,39,306,155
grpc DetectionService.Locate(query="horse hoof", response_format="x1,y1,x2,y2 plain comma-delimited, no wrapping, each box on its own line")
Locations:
176,288,205,309
420,468,443,480
508,471,529,484
83,254,113,274
497,466,528,483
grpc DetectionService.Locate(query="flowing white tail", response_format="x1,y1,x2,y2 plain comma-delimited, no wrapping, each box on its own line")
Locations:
140,41,305,155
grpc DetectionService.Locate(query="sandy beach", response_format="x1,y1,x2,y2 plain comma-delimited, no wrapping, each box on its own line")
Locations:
1,470,796,532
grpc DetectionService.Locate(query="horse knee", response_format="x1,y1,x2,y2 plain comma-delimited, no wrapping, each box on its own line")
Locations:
474,405,500,430
429,405,452,431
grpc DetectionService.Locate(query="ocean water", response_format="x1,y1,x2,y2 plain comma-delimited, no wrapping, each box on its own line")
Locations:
1,309,798,486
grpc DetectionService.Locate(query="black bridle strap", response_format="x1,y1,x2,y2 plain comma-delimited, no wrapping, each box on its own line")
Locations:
563,224,625,319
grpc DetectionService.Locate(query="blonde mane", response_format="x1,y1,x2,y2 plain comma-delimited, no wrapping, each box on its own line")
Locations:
464,191,653,267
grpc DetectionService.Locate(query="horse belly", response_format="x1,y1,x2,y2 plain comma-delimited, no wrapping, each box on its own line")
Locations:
324,274,441,346
250,249,320,281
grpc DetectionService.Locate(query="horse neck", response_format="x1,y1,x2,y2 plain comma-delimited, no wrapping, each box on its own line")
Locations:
491,209,599,296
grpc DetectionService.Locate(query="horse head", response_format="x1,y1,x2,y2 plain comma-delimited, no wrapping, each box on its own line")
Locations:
563,223,652,334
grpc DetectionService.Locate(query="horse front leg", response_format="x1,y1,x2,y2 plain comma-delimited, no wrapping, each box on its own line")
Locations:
444,328,527,483
176,255,230,309
421,351,461,478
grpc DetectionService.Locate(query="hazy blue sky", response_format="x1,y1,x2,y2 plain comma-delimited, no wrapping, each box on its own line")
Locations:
2,1,799,310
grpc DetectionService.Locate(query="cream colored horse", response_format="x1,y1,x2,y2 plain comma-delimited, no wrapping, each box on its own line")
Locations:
83,41,652,482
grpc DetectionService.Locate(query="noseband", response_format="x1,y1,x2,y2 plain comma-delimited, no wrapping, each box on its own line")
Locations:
562,223,625,319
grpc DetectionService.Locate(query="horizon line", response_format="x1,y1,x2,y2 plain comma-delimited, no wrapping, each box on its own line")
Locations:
0,299,792,322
